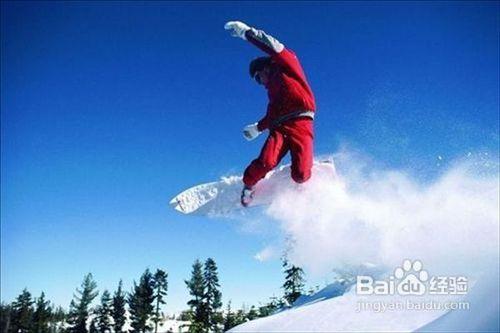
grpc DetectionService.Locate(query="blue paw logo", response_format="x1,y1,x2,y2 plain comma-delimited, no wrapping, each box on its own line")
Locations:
395,259,429,296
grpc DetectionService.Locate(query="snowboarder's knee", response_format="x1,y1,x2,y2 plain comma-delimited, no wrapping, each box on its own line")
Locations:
256,158,277,171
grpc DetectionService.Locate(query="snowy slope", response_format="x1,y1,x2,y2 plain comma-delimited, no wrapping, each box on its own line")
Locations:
229,269,499,332
415,268,499,332
291,279,350,308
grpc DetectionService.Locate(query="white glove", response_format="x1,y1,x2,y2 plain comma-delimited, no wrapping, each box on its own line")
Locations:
243,123,261,141
224,21,251,40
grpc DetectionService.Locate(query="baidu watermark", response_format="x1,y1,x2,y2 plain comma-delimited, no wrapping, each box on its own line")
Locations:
355,259,470,313
355,299,470,313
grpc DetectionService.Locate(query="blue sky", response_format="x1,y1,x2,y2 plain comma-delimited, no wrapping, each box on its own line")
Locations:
1,1,498,313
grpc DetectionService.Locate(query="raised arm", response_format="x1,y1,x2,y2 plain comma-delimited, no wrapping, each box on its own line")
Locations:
224,21,284,55
245,28,284,55
224,21,306,78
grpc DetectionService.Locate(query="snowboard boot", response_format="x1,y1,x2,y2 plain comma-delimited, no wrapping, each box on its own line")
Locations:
240,185,255,207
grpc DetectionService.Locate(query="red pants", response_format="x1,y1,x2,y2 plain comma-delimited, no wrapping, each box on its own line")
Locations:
243,118,314,187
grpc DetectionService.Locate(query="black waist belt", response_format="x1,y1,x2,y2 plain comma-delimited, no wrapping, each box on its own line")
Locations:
271,110,314,128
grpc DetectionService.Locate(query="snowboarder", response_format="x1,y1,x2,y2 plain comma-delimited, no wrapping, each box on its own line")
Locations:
224,21,316,207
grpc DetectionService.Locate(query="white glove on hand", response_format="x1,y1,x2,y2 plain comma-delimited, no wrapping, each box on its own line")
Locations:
243,123,261,141
224,21,251,40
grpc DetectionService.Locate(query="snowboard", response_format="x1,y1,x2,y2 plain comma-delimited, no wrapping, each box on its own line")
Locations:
169,160,336,216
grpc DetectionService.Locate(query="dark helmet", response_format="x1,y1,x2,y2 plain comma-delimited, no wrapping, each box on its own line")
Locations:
249,56,271,78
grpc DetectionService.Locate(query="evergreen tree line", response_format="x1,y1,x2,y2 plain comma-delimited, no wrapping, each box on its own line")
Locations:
1,257,307,333
182,256,306,332
1,269,168,333
0,290,65,333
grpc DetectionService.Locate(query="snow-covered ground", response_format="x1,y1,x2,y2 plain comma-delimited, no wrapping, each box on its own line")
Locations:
230,267,499,332
159,319,190,333
415,268,499,332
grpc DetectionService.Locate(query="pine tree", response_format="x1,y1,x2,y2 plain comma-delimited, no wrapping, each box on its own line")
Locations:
128,269,155,333
88,319,98,333
257,303,272,318
67,273,99,333
33,292,52,333
233,309,247,327
185,260,205,333
257,296,280,318
203,258,222,333
282,258,305,306
246,306,258,321
222,301,235,332
49,306,66,333
66,300,78,331
111,281,126,333
95,290,111,333
152,269,168,333
177,310,192,322
10,288,34,333
222,301,248,330
1,302,13,333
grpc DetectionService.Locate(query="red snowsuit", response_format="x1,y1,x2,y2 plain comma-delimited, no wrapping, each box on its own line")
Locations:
243,28,316,187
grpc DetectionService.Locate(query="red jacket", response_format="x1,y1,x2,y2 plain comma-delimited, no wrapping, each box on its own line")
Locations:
245,29,316,131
